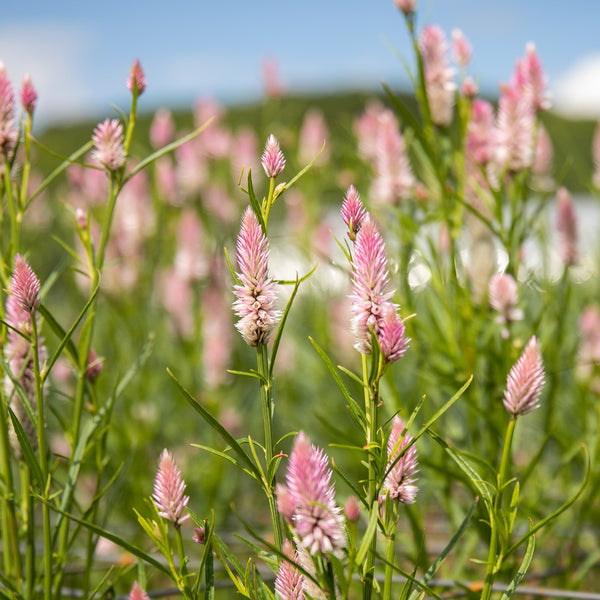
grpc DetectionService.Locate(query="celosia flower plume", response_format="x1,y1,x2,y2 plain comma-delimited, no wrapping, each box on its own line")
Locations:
152,449,190,527
503,336,545,416
340,184,367,241
556,186,578,266
488,272,523,326
20,74,37,115
261,134,286,178
274,541,305,600
0,62,17,161
128,581,150,600
127,59,147,96
383,416,419,504
279,432,346,556
233,207,281,346
11,254,41,313
92,118,125,171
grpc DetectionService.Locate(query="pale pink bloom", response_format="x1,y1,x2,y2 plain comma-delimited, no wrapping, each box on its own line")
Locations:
261,134,286,178
378,305,410,364
532,125,554,190
91,118,125,171
420,25,456,126
128,581,150,600
349,217,394,354
489,273,523,336
344,495,361,522
193,527,206,544
230,127,259,182
154,158,178,205
160,267,194,337
194,97,225,128
354,100,386,163
452,29,472,67
274,541,305,600
503,336,545,416
233,207,281,346
262,57,286,98
152,449,190,527
394,0,415,15
512,42,549,111
577,305,600,387
371,109,415,204
298,108,330,165
20,73,37,114
592,123,600,189
174,209,206,281
383,416,419,504
340,184,367,241
556,186,578,266
67,159,109,206
276,483,296,524
493,83,535,173
281,432,345,556
204,184,237,225
149,108,174,149
86,349,104,382
467,99,495,165
11,254,41,313
0,63,17,161
175,139,208,198
127,59,147,96
461,76,479,98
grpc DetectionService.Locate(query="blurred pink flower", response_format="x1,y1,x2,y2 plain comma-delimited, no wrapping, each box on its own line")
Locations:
420,25,456,126
371,109,415,204
532,125,554,190
489,273,522,322
127,59,147,96
91,118,125,171
160,267,194,337
383,416,419,504
344,495,361,522
512,42,549,111
230,126,259,182
394,0,416,15
503,336,545,417
556,186,578,266
152,449,190,527
233,207,281,346
154,157,178,204
461,76,479,98
274,541,305,600
128,581,150,600
577,305,600,388
174,209,207,280
261,134,286,178
281,432,345,556
354,100,386,163
340,184,367,241
86,349,104,382
20,73,37,114
0,63,17,162
150,108,174,149
262,57,286,98
467,99,495,165
452,29,472,67
298,108,330,165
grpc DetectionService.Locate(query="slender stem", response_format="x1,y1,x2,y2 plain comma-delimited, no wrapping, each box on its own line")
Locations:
23,467,34,598
383,529,396,600
257,342,283,550
263,177,276,232
19,115,33,212
174,526,193,599
4,165,19,259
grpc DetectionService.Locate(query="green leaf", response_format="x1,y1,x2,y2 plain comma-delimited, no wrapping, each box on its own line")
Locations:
246,169,267,234
281,140,326,191
500,527,535,600
190,444,260,482
167,368,262,481
224,246,241,286
355,500,379,566
37,303,80,366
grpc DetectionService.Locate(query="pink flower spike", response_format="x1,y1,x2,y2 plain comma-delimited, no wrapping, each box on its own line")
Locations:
91,118,125,171
261,134,286,178
233,207,281,346
340,184,367,241
127,59,147,96
152,449,190,527
284,432,346,556
383,415,419,504
452,29,472,67
11,254,41,313
488,272,523,325
461,76,479,98
344,495,361,522
503,336,545,417
378,306,410,364
394,0,416,15
129,581,150,600
0,63,17,160
20,74,37,115
556,186,578,266
150,108,174,149
274,541,305,600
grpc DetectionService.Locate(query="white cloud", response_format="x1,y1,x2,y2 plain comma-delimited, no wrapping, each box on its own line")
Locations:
0,22,96,126
553,54,600,119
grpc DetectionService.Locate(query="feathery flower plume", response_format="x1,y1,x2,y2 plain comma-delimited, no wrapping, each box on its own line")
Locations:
127,59,147,96
92,118,125,171
382,416,419,504
128,581,150,600
503,336,545,416
152,449,190,527
261,134,286,178
0,62,17,161
489,273,523,327
233,207,281,346
556,186,578,266
11,254,41,313
419,25,456,126
378,305,410,364
532,124,554,190
150,108,175,149
274,541,305,600
298,108,329,165
394,0,416,15
20,74,37,115
280,432,345,556
371,109,415,204
467,99,496,165
461,75,479,98
513,42,549,111
452,29,472,67
340,184,367,241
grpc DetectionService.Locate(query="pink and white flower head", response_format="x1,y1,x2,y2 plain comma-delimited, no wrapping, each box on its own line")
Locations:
451,29,472,67
298,108,330,165
128,581,150,600
503,336,545,417
556,186,578,266
91,118,125,171
419,25,456,127
467,99,495,165
488,272,523,327
127,59,147,96
382,415,419,504
371,109,415,204
280,432,346,556
261,134,286,178
274,541,305,600
152,449,190,528
512,42,549,111
340,184,367,241
378,305,410,364
262,57,286,98
0,63,17,161
150,108,174,149
10,254,41,313
532,125,554,189
20,74,37,115
394,0,416,15
461,76,479,98
233,207,281,346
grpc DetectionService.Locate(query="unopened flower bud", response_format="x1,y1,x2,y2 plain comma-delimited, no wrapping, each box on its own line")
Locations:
261,134,285,178
127,59,147,96
20,74,37,114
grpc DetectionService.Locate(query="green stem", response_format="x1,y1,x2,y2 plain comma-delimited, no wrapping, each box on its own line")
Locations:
257,342,283,550
22,467,34,598
19,115,33,212
175,526,193,599
263,177,276,232
4,165,19,259
383,530,396,600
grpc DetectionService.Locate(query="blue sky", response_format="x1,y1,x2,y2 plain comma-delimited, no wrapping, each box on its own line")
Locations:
2,0,600,126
